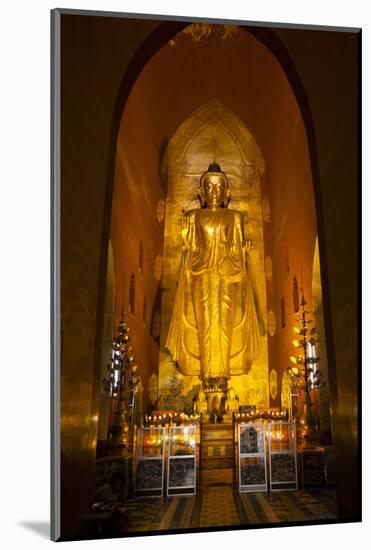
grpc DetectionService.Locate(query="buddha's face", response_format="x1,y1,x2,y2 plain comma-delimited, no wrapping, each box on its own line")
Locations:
202,175,226,209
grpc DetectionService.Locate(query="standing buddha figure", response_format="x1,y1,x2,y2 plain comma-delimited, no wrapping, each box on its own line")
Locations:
166,163,263,384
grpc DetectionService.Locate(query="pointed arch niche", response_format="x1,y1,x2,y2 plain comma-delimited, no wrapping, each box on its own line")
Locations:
110,23,320,416
158,100,269,408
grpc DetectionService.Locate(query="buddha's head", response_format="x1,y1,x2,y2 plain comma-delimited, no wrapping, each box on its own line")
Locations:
200,162,230,209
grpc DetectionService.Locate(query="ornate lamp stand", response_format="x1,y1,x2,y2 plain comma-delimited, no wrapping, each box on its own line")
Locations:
101,311,139,455
287,288,323,449
286,283,329,488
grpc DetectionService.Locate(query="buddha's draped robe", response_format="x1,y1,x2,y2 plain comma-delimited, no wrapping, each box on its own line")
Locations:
166,207,262,379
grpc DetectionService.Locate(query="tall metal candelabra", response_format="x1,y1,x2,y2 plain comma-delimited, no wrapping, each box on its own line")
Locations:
287,287,323,448
101,310,139,453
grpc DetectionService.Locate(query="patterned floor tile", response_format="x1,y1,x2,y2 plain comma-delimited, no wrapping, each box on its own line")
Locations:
121,487,337,533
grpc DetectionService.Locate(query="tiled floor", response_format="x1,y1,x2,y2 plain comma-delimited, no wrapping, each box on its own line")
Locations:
122,487,337,532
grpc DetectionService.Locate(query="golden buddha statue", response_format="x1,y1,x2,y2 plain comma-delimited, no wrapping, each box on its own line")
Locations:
194,387,208,416
165,163,263,384
226,387,240,415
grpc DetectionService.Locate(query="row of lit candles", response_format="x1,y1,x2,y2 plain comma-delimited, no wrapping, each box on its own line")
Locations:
144,411,286,423
235,410,286,418
144,437,196,446
145,413,201,422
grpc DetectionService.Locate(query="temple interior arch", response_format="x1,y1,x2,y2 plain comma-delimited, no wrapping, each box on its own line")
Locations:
109,22,318,418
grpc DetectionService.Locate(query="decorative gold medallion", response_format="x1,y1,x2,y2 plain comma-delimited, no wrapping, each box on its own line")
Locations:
267,310,276,336
269,368,278,400
148,373,158,405
156,200,165,223
263,197,271,223
154,254,163,281
265,256,273,281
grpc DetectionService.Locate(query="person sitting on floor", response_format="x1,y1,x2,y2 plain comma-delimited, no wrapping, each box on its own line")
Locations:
92,472,130,534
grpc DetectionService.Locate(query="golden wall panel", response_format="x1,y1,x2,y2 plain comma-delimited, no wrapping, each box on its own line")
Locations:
158,100,269,408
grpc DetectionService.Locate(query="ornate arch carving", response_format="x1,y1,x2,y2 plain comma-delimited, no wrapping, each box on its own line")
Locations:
163,99,265,182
